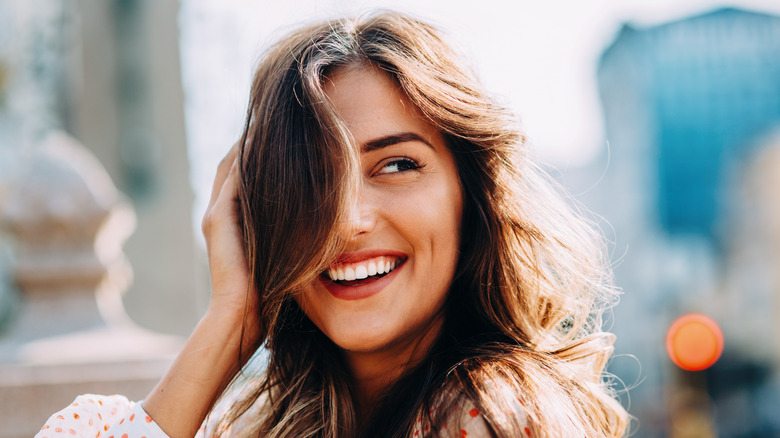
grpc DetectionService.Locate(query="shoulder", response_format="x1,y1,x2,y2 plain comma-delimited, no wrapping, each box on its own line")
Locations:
436,398,499,438
200,380,267,436
413,390,534,438
420,351,543,438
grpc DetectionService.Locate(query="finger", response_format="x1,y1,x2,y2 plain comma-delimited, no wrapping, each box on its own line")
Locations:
216,156,241,212
208,141,242,207
201,156,243,244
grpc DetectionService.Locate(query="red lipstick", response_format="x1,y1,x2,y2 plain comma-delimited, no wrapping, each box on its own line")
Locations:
319,250,407,300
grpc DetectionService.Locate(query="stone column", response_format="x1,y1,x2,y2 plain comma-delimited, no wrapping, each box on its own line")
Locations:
72,0,206,337
0,131,181,438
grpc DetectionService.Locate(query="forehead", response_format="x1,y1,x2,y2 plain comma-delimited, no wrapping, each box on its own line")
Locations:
323,64,440,148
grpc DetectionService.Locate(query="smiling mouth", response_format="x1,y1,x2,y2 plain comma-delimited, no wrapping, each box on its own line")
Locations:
323,255,406,286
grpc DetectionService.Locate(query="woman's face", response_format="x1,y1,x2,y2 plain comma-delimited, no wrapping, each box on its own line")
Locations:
295,64,463,360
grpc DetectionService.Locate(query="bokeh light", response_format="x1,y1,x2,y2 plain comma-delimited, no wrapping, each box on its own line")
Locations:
666,313,724,371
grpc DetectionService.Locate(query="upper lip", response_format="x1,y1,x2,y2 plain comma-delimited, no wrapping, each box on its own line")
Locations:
330,249,407,265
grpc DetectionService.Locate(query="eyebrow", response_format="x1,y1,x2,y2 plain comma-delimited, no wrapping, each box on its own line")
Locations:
362,132,434,152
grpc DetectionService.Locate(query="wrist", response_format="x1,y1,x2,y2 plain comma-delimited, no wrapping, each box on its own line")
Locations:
201,306,261,361
202,304,246,328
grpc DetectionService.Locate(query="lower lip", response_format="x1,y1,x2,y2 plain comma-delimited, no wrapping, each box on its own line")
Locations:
319,261,405,301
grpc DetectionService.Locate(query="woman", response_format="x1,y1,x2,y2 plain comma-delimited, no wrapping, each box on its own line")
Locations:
38,11,628,438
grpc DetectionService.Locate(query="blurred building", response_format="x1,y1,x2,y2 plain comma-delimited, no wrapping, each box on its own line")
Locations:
595,7,780,437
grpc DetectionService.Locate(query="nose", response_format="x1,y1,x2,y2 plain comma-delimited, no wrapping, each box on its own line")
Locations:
339,189,376,241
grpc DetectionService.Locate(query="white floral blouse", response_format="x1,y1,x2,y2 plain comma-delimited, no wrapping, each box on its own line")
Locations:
35,393,529,437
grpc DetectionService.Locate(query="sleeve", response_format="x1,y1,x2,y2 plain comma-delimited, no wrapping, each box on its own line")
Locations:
35,394,169,438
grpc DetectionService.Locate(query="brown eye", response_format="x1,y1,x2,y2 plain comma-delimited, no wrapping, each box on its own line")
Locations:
376,158,422,175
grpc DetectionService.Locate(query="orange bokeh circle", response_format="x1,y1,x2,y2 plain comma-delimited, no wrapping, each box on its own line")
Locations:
666,313,724,371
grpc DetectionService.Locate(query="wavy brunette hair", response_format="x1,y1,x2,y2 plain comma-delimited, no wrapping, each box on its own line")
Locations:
217,10,629,438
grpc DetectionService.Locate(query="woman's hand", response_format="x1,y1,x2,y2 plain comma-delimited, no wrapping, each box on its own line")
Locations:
143,143,261,438
201,143,260,350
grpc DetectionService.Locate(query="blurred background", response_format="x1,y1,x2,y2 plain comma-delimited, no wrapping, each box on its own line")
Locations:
1,0,779,436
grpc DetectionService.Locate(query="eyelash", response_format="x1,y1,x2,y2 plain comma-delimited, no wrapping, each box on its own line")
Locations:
375,157,426,175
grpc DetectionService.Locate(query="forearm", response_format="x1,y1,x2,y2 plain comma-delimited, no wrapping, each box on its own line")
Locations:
142,310,249,438
143,141,259,437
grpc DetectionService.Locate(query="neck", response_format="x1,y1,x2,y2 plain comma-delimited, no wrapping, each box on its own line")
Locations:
344,315,445,420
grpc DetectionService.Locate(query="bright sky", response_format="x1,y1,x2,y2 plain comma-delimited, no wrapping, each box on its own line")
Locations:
179,0,780,236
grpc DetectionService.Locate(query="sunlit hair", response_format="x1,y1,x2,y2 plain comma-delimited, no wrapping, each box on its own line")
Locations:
218,10,629,437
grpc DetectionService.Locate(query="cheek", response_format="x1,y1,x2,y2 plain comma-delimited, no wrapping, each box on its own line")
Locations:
383,174,463,241
386,173,463,286
294,284,325,323
293,286,337,345
413,174,463,254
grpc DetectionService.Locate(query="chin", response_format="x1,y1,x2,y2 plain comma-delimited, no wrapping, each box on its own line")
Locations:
320,320,399,354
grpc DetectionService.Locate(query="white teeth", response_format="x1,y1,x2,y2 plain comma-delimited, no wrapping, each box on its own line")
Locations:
326,256,401,282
